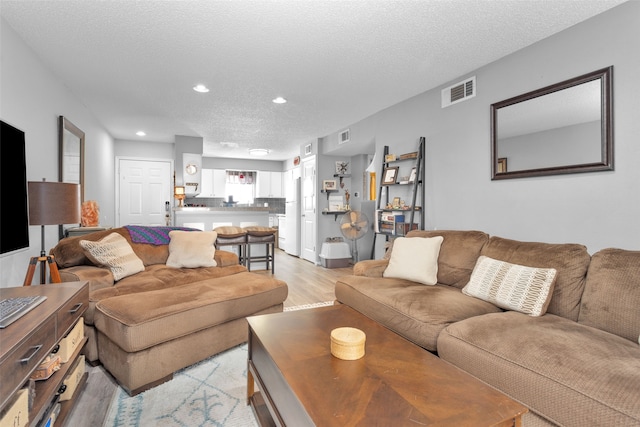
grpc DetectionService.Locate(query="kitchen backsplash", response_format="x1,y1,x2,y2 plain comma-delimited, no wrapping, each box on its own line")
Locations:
184,197,285,214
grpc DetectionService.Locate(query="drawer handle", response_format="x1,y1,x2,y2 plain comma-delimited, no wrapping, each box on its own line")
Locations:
19,344,43,364
68,303,83,314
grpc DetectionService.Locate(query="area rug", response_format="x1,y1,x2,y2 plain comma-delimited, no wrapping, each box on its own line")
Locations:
102,301,334,427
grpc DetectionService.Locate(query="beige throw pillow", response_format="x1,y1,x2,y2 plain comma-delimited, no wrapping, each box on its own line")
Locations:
80,233,145,281
166,230,217,268
463,256,557,317
383,236,443,285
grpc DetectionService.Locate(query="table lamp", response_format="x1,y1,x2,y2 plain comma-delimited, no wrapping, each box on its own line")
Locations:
174,185,186,207
24,180,80,285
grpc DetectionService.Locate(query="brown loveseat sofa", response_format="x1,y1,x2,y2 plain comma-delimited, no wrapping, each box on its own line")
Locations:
51,226,288,395
335,230,640,426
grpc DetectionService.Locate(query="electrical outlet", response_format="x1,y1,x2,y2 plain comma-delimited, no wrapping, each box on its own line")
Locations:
354,192,359,198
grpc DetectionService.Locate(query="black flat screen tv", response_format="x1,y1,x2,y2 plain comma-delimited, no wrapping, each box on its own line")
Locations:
1,120,30,254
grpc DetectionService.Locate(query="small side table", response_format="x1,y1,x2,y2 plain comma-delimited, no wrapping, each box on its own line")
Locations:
65,226,110,238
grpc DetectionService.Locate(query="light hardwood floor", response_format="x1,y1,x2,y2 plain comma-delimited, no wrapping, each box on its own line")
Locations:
66,249,353,426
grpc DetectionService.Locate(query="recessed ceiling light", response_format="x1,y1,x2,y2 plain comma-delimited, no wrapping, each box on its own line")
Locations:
136,131,146,136
193,84,210,93
272,96,287,104
249,148,270,156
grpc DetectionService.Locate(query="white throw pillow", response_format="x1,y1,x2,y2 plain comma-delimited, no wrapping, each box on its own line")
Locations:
383,236,443,285
166,230,217,268
80,233,145,281
462,256,557,317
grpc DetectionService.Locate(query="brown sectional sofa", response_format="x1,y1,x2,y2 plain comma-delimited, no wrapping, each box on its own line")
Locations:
335,230,640,426
51,227,288,394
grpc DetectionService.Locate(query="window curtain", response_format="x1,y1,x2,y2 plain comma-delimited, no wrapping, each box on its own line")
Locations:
226,171,255,184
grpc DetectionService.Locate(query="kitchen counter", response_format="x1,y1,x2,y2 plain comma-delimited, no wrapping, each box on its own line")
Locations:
175,206,271,212
173,207,271,230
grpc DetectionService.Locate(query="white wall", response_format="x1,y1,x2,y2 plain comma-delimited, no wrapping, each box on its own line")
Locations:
1,19,115,287
324,2,640,256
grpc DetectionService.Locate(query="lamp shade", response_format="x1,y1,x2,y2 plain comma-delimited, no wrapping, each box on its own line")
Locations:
28,181,81,225
174,185,185,196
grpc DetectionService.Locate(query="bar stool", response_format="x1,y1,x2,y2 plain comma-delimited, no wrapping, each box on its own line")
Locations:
243,226,277,273
213,226,247,266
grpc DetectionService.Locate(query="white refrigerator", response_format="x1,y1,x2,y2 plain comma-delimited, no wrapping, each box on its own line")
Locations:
284,177,301,256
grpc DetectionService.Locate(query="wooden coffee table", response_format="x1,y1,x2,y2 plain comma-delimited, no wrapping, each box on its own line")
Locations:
247,304,527,426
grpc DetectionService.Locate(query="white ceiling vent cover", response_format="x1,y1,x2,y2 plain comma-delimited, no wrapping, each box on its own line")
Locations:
441,76,476,108
339,129,350,144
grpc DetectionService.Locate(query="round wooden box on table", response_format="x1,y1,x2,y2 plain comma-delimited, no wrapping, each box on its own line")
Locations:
330,327,366,360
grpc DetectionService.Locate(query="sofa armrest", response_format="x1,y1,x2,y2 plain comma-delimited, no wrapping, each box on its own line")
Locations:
59,265,115,293
215,250,240,267
353,259,389,277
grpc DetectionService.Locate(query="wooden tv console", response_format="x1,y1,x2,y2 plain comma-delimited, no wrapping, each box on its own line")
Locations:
0,282,88,426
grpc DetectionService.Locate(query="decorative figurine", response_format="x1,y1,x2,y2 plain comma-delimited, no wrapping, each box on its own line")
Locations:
81,200,100,226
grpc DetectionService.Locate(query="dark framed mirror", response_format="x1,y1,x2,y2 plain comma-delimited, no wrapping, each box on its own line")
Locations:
58,116,85,238
59,116,85,201
491,66,613,180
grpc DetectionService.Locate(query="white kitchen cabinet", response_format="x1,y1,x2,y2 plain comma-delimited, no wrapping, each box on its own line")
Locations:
196,169,227,198
256,171,283,198
212,169,227,197
197,169,213,197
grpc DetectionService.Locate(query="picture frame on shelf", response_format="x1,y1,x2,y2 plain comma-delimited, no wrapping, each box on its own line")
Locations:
382,166,399,184
335,161,350,175
392,197,401,207
322,180,337,191
409,167,417,183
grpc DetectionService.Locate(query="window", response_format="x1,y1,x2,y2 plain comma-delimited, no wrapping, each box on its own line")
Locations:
225,171,256,204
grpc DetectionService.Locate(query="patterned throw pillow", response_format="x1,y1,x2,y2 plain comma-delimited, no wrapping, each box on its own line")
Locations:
80,233,145,281
383,236,444,285
463,256,557,316
166,230,217,268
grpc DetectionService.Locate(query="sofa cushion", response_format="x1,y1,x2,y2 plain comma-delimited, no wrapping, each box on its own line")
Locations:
404,230,490,288
383,236,443,285
166,230,217,268
462,256,557,316
579,248,640,343
335,275,502,352
52,227,172,267
94,272,288,352
438,311,640,426
80,233,145,281
480,236,590,321
52,228,129,267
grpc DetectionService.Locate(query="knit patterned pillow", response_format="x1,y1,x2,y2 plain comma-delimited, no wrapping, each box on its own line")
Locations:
463,256,557,316
80,232,145,281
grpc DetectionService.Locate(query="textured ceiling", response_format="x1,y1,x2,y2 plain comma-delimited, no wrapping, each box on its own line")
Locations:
0,0,627,160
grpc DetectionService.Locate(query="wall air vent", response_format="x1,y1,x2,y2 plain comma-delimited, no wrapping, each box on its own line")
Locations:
441,76,476,108
339,129,350,144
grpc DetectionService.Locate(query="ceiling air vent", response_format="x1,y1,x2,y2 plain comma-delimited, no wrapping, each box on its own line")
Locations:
441,76,476,108
339,129,350,144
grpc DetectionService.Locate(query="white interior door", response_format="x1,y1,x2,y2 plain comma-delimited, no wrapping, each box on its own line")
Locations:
301,156,316,263
117,158,172,226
